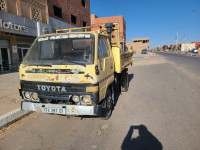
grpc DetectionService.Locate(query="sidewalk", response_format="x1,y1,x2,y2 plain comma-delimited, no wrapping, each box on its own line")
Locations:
0,72,29,129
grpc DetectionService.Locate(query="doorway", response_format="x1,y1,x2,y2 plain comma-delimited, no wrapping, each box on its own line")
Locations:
18,48,28,63
0,48,10,72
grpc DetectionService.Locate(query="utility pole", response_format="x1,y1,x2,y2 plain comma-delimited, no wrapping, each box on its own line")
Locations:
192,10,200,13
176,32,178,51
185,32,186,43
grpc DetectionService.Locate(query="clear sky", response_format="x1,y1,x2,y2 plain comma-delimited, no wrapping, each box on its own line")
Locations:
91,0,200,48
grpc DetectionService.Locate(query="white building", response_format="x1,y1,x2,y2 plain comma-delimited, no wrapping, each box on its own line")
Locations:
180,43,195,52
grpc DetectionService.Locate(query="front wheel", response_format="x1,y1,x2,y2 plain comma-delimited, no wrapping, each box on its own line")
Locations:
100,88,113,120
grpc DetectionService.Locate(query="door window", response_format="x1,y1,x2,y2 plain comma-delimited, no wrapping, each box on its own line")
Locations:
18,48,29,63
98,37,109,58
98,37,109,70
102,37,110,57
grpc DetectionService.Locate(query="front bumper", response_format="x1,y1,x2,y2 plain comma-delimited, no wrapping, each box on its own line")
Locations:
21,101,101,116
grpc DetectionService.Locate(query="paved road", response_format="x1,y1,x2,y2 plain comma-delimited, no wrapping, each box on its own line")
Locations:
0,53,200,150
156,52,200,77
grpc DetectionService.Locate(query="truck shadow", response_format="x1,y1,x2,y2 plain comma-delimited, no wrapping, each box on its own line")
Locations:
113,73,134,111
121,125,163,150
128,73,134,84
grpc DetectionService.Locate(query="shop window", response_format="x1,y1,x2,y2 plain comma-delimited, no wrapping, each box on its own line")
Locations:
53,5,62,18
7,0,17,15
82,0,86,7
21,4,31,19
71,14,77,24
0,48,9,71
82,21,87,27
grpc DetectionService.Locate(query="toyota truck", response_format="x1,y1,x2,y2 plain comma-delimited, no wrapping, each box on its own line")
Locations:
19,22,133,119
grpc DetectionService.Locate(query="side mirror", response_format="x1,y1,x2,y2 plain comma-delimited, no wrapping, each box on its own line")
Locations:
95,65,99,75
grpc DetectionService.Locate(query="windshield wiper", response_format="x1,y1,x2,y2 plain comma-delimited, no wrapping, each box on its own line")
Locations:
26,64,52,67
68,61,86,67
57,60,86,67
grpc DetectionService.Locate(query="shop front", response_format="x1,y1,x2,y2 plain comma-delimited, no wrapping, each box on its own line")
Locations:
0,11,51,72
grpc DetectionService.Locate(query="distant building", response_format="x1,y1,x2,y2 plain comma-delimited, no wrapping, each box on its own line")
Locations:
192,42,200,49
180,43,195,52
168,45,176,51
126,38,149,54
91,14,126,51
126,41,134,51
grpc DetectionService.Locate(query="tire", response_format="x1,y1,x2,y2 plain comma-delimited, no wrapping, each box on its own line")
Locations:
100,88,113,120
121,70,129,92
114,74,121,93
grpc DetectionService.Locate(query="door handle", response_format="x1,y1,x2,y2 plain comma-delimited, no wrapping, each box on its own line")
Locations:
111,66,113,69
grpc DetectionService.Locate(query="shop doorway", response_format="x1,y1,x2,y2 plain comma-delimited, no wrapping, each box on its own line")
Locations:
18,48,28,63
0,48,10,72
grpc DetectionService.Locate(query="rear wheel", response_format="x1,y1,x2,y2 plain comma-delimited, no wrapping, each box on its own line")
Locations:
114,73,121,92
100,88,113,120
121,70,129,92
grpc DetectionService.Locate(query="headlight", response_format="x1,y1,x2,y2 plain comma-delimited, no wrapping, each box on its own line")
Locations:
72,95,80,103
31,92,39,101
82,95,91,104
24,92,31,99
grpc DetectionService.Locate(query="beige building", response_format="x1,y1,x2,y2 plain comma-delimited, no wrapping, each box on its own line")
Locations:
180,43,195,52
126,37,149,53
126,41,134,50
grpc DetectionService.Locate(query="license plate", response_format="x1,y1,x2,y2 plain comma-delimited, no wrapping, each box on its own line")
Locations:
42,107,66,115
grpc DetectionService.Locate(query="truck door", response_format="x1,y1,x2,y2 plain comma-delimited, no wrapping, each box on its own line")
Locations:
98,36,114,102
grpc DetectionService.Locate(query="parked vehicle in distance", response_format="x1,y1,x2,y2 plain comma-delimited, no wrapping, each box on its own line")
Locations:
191,48,198,53
164,49,169,52
141,49,148,54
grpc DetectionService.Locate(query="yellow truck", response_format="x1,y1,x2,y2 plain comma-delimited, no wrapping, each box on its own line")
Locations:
19,23,133,119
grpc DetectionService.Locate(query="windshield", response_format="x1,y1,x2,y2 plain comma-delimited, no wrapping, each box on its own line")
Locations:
22,34,94,65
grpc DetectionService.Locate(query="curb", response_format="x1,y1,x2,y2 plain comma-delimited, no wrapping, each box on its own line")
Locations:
0,108,30,129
